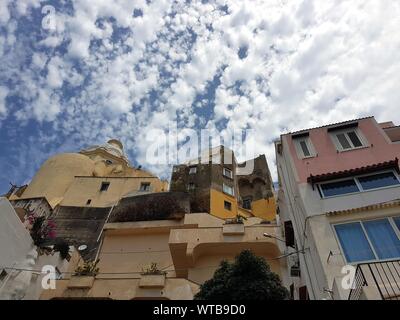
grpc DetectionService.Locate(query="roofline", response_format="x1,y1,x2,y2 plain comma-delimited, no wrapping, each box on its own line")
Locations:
280,116,374,137
326,199,400,216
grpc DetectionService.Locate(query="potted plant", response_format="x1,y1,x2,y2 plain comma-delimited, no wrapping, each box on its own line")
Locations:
139,263,166,288
74,259,100,276
223,215,247,235
69,259,100,289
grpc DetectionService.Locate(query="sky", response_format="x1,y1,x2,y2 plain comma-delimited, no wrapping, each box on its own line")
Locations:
1,0,400,194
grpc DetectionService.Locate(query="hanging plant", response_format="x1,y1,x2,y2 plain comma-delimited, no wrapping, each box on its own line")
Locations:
26,210,56,246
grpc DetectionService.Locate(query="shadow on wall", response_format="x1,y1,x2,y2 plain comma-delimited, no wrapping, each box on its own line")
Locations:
109,192,191,223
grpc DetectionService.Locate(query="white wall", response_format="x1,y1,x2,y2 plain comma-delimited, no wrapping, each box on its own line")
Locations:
0,197,70,300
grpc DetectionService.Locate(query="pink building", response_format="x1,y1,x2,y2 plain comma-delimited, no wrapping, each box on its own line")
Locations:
275,116,400,300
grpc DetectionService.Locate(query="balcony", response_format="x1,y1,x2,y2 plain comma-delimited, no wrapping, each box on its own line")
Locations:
349,259,400,300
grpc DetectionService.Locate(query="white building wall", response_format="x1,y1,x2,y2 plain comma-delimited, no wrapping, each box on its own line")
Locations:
0,197,70,300
277,138,400,300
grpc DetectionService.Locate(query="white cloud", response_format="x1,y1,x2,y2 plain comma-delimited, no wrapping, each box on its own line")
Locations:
0,86,8,116
0,1,11,26
2,0,400,182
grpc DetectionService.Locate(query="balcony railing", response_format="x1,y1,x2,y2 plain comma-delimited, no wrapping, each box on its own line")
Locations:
349,259,400,300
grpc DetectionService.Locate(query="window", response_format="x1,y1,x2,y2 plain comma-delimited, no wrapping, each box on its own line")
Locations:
299,286,309,300
284,221,295,248
335,222,376,263
358,172,400,190
363,219,400,260
188,183,196,191
86,199,92,205
242,198,252,210
100,182,110,192
394,217,400,232
320,179,359,197
293,135,316,159
224,201,232,211
189,166,197,174
334,218,400,263
139,182,151,191
318,170,400,198
223,183,234,196
223,167,233,179
331,129,365,151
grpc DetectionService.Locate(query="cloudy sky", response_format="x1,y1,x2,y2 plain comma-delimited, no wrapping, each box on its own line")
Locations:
0,0,400,194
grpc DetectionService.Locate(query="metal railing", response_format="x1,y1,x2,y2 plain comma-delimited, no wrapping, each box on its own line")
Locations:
349,259,400,300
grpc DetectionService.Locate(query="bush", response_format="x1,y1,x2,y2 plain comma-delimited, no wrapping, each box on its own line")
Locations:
195,250,289,300
54,240,70,260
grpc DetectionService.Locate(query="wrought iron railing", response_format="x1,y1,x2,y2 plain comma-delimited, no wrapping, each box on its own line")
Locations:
349,259,400,300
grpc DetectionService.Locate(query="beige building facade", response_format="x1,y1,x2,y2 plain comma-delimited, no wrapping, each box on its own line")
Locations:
41,213,285,300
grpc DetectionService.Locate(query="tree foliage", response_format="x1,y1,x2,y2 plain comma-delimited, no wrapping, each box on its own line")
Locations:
194,250,289,300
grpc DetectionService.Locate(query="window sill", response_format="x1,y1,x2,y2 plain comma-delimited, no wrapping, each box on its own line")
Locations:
299,154,318,160
222,191,236,199
337,145,370,153
321,184,400,200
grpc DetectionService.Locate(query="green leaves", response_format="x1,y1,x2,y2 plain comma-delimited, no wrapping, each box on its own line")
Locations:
194,250,289,300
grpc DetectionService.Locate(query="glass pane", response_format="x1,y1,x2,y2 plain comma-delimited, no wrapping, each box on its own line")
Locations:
394,217,400,233
335,223,376,263
336,133,352,149
358,172,400,190
300,141,311,157
320,179,359,197
223,184,234,196
347,131,363,147
363,219,400,260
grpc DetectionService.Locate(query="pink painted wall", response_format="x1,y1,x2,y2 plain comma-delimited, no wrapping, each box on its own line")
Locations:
284,118,400,183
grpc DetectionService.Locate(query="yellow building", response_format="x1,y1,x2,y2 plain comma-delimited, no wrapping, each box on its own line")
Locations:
7,142,285,300
170,146,277,221
8,139,169,209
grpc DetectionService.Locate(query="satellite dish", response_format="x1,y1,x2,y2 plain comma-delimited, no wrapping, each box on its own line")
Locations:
78,245,87,251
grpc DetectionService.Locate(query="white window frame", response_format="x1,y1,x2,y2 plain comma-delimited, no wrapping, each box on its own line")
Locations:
318,169,400,199
187,183,196,191
332,216,400,265
330,127,368,152
223,167,233,179
293,136,316,159
223,183,234,196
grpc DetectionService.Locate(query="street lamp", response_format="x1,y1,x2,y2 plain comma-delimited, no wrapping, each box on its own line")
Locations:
263,232,295,249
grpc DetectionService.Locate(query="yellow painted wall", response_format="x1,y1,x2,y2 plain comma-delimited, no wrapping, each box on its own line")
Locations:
210,188,238,219
251,197,276,221
20,153,95,205
61,177,167,207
